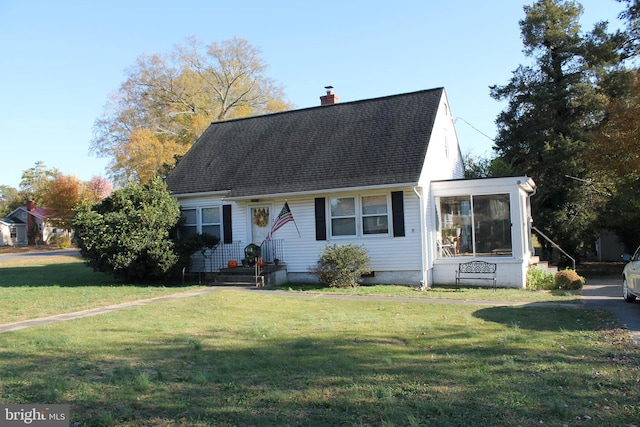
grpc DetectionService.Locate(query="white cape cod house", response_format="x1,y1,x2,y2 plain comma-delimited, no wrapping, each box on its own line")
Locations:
165,87,538,288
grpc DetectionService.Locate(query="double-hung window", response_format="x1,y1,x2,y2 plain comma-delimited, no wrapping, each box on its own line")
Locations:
362,195,389,234
179,208,198,239
201,207,221,237
179,206,221,240
329,195,389,238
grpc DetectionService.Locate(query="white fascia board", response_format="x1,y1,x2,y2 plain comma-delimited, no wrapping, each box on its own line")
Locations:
222,182,419,201
431,176,535,195
170,190,230,200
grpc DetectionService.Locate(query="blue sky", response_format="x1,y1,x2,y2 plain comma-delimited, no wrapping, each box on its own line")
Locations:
0,0,626,189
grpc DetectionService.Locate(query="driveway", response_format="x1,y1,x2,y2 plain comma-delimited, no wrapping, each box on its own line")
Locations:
582,278,640,345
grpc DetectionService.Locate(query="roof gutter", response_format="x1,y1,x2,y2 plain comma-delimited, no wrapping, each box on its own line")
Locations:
169,190,230,199
221,182,420,201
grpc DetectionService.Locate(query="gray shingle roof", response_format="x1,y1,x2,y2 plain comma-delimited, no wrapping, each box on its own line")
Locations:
165,87,444,197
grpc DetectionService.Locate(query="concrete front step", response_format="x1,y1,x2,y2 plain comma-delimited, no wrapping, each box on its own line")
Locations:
214,275,263,286
530,260,558,275
214,266,269,286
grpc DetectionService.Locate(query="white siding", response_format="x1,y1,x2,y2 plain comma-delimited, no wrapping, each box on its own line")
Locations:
176,189,426,286
262,191,423,280
0,223,10,246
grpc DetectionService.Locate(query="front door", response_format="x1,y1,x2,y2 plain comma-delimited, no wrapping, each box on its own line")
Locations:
250,205,271,245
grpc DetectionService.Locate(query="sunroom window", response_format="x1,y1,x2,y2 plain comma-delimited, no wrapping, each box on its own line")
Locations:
437,194,512,257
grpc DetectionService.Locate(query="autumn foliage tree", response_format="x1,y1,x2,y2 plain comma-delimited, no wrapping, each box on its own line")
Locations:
42,174,83,231
91,37,293,186
84,176,113,204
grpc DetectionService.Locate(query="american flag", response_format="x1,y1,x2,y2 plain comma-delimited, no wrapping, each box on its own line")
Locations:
266,202,294,240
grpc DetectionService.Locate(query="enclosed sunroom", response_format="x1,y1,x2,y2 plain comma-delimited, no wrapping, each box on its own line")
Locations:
429,176,537,288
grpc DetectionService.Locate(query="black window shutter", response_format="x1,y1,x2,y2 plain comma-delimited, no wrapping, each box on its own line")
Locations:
391,191,405,237
222,204,232,244
314,198,327,241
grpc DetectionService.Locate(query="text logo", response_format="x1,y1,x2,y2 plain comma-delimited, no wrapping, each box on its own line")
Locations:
1,405,69,426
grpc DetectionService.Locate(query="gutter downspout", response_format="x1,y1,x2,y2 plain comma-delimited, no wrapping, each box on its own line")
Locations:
413,185,428,290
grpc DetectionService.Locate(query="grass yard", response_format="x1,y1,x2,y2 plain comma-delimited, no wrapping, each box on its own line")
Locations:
0,253,638,426
0,253,200,324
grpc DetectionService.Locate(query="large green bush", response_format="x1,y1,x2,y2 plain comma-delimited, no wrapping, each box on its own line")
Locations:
310,244,371,288
72,178,181,282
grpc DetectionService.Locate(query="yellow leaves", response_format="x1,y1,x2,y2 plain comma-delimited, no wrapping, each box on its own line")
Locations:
42,174,83,229
113,128,190,186
93,37,295,184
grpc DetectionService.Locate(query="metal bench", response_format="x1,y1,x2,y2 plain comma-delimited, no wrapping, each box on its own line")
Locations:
455,260,497,291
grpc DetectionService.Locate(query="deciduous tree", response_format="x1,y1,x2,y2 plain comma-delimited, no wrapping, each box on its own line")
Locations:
91,37,293,186
42,174,83,231
0,185,20,217
84,176,113,204
19,161,59,207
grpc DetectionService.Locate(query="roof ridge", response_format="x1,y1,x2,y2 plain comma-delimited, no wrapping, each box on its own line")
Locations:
209,87,445,126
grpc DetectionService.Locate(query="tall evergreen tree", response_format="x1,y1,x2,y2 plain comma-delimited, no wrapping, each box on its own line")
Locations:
490,0,620,260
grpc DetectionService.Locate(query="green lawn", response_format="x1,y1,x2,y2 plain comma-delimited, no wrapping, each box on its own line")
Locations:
0,253,200,324
0,254,638,426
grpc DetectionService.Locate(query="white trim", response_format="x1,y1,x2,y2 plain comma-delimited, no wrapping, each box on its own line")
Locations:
222,182,420,201
170,190,230,199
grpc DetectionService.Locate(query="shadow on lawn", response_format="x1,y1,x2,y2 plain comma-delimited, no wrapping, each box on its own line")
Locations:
0,263,111,287
474,304,618,332
0,263,178,288
1,326,636,427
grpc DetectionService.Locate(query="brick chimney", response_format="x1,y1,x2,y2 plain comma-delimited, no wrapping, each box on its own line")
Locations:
320,86,339,106
27,200,35,212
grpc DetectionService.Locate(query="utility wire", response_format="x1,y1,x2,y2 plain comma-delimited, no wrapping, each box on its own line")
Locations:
454,117,495,142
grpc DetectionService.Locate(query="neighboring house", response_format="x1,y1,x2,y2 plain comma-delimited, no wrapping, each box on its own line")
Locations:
0,200,58,246
165,87,538,288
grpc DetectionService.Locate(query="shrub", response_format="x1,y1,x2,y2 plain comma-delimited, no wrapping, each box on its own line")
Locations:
72,178,181,282
526,267,554,290
48,234,71,249
310,244,371,288
554,269,584,290
174,233,220,274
